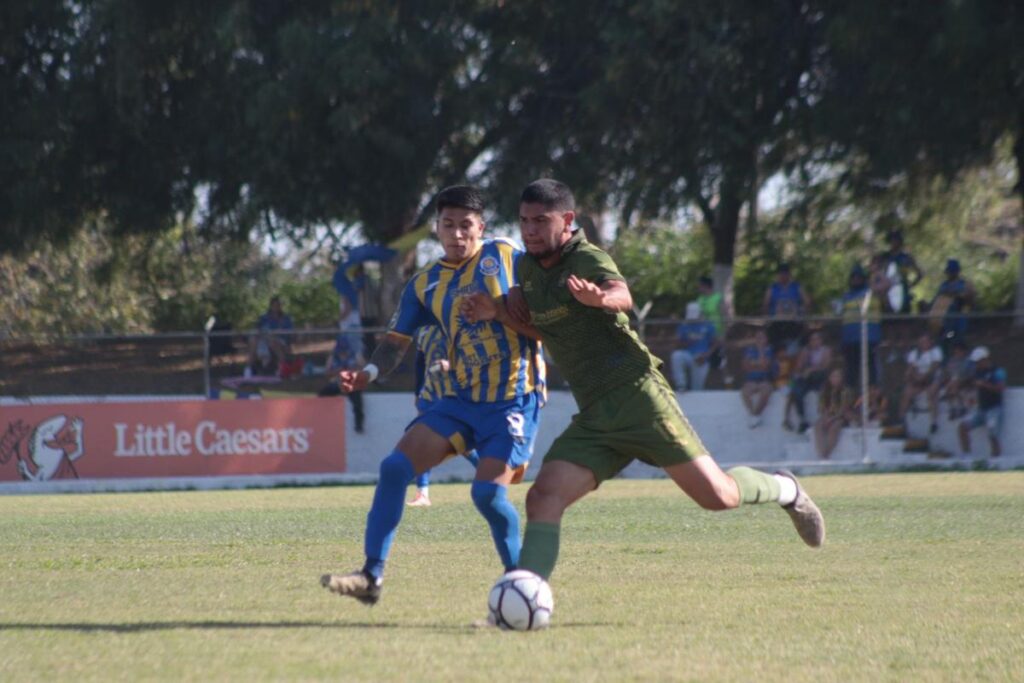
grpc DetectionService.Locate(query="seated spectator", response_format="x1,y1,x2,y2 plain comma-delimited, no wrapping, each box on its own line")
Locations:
839,265,883,389
762,262,812,356
318,302,366,433
940,340,974,420
741,328,775,428
245,296,294,377
784,330,832,433
899,332,944,434
930,259,976,354
851,385,890,427
815,367,855,459
958,347,1005,458
669,302,720,391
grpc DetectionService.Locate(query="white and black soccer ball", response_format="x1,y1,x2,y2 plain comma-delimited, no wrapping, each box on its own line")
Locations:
488,569,554,631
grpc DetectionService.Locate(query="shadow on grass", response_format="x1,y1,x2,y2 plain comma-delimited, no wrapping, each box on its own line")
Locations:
0,620,616,633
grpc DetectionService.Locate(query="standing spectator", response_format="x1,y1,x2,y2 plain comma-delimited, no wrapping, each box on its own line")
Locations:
930,259,976,353
762,263,812,356
784,330,832,433
839,265,883,389
245,296,293,377
814,368,855,459
958,347,1005,458
941,341,974,420
740,328,774,428
319,302,367,433
669,302,720,391
898,333,944,434
879,229,923,314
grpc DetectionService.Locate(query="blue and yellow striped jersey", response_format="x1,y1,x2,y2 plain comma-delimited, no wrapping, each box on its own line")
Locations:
390,238,546,404
414,324,455,403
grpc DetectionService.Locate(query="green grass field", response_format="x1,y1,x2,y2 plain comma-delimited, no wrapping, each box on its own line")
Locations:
1,473,1022,682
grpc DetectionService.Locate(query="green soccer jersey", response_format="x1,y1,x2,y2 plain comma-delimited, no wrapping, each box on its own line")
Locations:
517,231,660,408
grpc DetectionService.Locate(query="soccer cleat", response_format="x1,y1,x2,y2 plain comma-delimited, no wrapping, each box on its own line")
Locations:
407,491,431,507
775,469,825,548
320,570,382,606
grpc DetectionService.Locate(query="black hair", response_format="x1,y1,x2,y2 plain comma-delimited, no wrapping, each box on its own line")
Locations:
698,276,713,288
520,179,575,212
435,185,486,215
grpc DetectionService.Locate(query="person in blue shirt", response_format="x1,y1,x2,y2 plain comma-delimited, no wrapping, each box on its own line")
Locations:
840,265,883,389
245,296,293,377
741,328,775,428
318,303,366,432
958,347,1006,458
669,302,720,391
320,185,545,606
931,258,976,354
406,324,481,507
762,262,812,356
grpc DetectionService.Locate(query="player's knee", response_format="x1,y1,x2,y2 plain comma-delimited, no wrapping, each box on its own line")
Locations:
470,480,500,509
525,483,565,519
379,451,415,486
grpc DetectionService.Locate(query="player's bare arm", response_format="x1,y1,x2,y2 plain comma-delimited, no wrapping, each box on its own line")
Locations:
460,292,543,341
337,332,411,392
566,275,633,313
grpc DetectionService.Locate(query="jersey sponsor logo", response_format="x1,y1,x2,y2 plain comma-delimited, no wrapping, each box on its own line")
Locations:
479,256,500,277
531,305,570,326
506,411,526,444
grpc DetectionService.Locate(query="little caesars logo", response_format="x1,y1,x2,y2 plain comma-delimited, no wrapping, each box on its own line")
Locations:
1,414,84,481
114,421,310,457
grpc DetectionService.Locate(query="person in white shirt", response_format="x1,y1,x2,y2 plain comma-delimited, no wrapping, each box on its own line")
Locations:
899,333,944,434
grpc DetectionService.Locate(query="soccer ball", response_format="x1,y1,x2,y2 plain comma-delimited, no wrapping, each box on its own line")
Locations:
487,569,554,631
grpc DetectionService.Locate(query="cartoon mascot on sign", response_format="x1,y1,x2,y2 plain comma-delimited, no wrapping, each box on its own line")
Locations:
0,415,84,481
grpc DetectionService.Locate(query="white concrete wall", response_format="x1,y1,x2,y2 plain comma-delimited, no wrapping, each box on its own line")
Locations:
345,388,1024,479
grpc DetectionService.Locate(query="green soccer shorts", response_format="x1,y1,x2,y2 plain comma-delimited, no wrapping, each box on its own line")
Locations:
544,370,708,484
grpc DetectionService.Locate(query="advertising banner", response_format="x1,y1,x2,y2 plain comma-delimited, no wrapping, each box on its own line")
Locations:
0,398,346,482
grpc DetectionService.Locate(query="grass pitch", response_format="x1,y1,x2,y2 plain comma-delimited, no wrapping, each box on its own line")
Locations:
1,473,1022,682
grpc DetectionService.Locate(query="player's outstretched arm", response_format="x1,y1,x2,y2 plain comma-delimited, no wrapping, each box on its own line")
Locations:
461,293,543,341
566,275,633,313
337,332,411,392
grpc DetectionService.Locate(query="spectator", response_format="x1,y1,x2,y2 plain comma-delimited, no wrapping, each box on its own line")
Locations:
879,229,923,314
784,330,832,433
669,302,720,391
851,384,890,427
245,296,293,377
941,340,974,420
741,328,774,428
898,333,944,434
762,262,812,356
696,275,726,336
814,367,855,459
958,347,1005,458
839,265,883,389
930,258,976,353
319,302,367,433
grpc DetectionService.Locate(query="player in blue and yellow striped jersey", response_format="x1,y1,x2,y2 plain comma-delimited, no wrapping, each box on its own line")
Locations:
321,185,545,606
406,324,481,507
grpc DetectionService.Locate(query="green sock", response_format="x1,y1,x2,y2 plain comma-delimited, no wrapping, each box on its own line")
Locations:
517,521,560,580
726,466,781,504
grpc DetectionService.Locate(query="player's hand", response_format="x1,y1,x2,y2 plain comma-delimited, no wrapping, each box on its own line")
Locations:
506,286,531,325
337,369,370,393
428,359,450,376
460,292,498,323
566,275,606,308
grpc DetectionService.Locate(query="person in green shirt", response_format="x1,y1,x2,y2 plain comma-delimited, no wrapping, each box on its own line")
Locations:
462,179,825,592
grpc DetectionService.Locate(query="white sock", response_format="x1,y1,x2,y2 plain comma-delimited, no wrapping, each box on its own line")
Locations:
774,475,798,506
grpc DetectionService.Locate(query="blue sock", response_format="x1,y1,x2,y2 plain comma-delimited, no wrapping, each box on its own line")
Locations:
470,481,521,571
415,470,430,489
362,450,415,580
464,450,480,468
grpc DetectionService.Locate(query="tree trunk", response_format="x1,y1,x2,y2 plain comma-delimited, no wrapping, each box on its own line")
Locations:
710,182,744,317
1013,126,1024,327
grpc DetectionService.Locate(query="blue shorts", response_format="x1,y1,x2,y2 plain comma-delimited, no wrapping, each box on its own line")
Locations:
962,406,1003,434
411,393,540,469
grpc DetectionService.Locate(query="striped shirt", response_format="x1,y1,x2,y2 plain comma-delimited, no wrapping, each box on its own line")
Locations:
390,238,546,403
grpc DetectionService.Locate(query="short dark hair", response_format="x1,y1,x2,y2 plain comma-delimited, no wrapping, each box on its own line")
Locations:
435,185,486,215
698,276,713,288
520,179,575,212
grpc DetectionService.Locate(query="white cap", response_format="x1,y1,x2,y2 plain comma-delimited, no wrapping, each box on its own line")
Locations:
685,302,701,320
969,346,990,362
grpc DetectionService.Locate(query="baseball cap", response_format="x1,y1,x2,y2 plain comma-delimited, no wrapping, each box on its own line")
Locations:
969,346,989,362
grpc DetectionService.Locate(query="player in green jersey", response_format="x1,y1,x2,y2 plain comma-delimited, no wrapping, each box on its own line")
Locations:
462,179,824,585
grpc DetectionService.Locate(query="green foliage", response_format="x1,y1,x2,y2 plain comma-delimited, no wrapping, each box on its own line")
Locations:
610,225,712,317
276,278,340,328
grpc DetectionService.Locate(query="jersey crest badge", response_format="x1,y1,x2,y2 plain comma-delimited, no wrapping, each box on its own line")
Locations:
479,256,500,277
